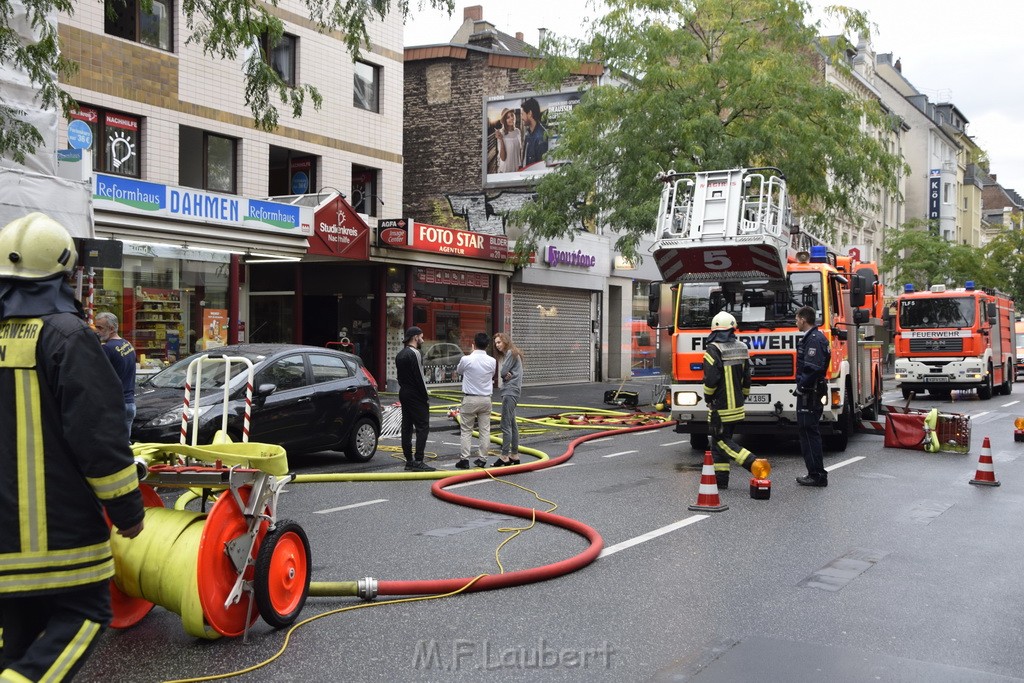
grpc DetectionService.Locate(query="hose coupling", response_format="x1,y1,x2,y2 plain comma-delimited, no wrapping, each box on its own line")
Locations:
134,458,149,481
356,577,378,601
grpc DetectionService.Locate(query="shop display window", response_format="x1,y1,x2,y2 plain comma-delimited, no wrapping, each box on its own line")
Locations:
90,242,229,370
631,280,659,377
412,267,492,385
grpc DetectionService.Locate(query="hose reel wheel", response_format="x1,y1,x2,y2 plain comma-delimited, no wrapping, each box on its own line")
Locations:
254,519,311,628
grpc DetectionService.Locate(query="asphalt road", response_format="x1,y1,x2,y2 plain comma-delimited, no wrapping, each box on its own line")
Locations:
79,380,1024,682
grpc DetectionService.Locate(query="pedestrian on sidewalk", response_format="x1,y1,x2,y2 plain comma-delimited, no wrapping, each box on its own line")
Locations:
455,332,496,469
396,326,435,471
795,305,831,487
94,311,137,439
492,332,523,466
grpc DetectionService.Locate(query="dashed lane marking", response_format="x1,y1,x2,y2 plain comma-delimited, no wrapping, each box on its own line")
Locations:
315,499,388,514
826,456,865,472
1001,401,1020,407
660,440,689,447
598,515,708,558
603,450,639,459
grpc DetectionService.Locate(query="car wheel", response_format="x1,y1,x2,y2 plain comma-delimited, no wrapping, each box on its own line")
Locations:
690,433,709,452
344,417,379,462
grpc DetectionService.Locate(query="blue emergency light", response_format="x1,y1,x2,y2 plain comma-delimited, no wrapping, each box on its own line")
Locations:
964,280,975,290
904,283,914,293
809,245,828,263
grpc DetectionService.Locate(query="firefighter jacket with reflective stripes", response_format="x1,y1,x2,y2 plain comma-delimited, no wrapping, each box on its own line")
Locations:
702,330,751,423
0,311,144,597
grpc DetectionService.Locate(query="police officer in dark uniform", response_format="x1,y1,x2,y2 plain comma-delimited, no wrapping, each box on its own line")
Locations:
0,213,145,681
702,311,768,489
795,305,831,487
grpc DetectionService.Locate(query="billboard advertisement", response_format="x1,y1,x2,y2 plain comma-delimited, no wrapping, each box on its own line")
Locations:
482,89,583,187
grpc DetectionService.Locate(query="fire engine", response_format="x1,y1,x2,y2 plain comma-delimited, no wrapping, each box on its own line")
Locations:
893,282,1016,400
646,167,884,452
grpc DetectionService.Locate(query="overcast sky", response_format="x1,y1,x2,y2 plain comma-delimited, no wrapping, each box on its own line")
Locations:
404,1,1024,193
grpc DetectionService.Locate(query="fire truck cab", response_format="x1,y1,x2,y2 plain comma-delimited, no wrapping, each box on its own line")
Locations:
894,283,1016,400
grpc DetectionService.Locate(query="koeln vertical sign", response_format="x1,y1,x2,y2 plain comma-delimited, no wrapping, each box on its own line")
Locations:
928,169,941,220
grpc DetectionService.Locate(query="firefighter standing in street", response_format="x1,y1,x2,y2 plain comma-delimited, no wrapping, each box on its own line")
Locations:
795,305,831,487
0,214,145,682
702,311,768,489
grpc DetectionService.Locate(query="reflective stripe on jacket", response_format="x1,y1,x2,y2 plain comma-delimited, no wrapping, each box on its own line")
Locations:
0,313,143,596
702,336,751,423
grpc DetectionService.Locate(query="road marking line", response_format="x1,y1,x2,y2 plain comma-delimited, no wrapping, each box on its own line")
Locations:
545,463,575,471
442,442,461,446
826,456,865,472
447,479,492,489
599,515,708,558
603,450,639,459
315,499,388,514
1001,401,1019,407
973,411,990,419
660,440,689,447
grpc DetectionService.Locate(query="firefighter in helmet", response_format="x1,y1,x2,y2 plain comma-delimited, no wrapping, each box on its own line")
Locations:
702,311,769,489
0,213,145,681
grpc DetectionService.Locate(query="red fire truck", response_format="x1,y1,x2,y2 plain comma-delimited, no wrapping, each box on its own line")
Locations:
647,167,884,452
894,282,1016,400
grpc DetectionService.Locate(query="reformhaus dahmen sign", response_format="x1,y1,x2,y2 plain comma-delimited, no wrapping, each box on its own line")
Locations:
92,174,313,235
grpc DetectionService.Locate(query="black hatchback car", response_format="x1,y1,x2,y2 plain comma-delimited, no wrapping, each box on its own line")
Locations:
132,344,382,461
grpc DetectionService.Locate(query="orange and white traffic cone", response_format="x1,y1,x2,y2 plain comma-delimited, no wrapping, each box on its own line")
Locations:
969,436,1000,487
688,450,729,512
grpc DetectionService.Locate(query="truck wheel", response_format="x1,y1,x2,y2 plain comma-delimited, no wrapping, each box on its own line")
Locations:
978,365,994,400
901,387,913,401
690,433,709,451
824,386,853,452
1000,362,1013,395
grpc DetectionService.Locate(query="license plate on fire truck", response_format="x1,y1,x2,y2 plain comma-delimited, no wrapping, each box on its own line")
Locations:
747,394,770,404
925,376,949,382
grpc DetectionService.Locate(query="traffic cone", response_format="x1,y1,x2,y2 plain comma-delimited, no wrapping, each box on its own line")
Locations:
969,436,1000,487
688,450,729,512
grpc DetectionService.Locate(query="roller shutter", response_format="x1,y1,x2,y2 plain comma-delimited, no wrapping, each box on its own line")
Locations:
512,284,593,384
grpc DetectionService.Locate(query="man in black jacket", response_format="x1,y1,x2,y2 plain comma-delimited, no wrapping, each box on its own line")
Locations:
0,213,145,682
795,305,832,487
395,326,435,471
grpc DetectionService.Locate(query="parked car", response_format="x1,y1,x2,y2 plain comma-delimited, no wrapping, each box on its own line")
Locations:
132,344,382,461
421,342,465,383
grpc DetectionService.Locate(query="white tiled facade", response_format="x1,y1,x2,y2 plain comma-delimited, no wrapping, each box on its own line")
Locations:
58,0,405,206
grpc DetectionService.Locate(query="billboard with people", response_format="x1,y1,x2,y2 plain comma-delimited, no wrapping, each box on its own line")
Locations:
482,89,583,187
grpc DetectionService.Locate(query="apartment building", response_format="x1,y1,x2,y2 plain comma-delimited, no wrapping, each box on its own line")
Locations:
57,0,404,381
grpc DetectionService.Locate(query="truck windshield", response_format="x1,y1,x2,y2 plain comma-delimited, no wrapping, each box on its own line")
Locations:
898,297,975,329
676,272,822,329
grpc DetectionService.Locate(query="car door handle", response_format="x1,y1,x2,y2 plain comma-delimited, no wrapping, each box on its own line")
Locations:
296,397,311,403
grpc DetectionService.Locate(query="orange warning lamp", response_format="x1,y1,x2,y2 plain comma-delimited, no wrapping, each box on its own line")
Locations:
1015,417,1024,442
1015,417,1024,430
750,458,771,479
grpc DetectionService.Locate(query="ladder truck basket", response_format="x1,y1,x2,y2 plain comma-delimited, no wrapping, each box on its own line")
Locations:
653,167,793,282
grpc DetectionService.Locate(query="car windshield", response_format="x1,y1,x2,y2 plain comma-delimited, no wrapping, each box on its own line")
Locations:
899,297,975,329
147,351,267,389
676,272,821,330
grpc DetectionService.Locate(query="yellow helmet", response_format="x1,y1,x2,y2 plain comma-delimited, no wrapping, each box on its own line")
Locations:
0,213,78,280
710,311,737,331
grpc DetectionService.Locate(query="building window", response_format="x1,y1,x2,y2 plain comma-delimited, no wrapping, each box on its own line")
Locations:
268,146,318,196
262,33,296,86
104,0,173,51
351,164,379,217
69,106,141,177
179,126,237,194
353,60,380,112
943,182,952,204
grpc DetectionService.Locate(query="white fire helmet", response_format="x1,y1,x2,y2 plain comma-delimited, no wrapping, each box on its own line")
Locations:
710,311,737,331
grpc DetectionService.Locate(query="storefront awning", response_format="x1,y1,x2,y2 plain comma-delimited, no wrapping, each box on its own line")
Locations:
94,211,310,258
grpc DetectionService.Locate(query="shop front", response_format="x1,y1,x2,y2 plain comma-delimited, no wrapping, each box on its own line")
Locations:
610,236,665,378
90,173,312,370
374,219,513,388
511,234,610,385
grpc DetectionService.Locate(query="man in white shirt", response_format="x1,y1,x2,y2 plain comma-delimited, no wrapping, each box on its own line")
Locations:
455,332,497,468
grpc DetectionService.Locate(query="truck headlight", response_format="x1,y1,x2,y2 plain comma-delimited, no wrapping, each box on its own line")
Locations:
674,391,700,406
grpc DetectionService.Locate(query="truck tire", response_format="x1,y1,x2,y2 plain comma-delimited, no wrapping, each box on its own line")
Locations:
978,365,994,400
824,384,854,452
999,361,1013,395
901,386,913,401
690,433,709,451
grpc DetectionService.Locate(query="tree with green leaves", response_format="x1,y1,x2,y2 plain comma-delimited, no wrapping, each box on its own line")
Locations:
881,219,951,291
0,0,454,162
513,0,906,264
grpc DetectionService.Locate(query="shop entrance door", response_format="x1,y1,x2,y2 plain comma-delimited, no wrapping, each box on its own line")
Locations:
249,293,294,343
